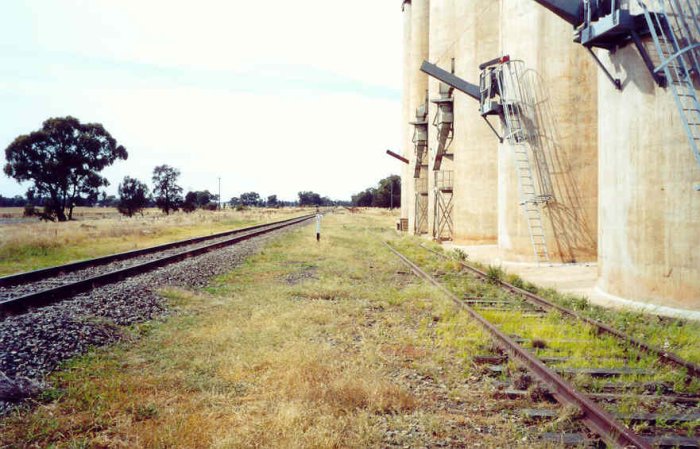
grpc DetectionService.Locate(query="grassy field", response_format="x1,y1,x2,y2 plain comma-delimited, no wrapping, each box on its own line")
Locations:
2,210,698,447
0,207,307,276
1,210,569,448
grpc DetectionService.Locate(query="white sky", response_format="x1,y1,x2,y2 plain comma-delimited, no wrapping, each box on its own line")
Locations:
0,0,403,202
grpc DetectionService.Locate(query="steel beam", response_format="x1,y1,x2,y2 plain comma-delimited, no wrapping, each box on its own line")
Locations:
420,61,480,101
386,149,410,164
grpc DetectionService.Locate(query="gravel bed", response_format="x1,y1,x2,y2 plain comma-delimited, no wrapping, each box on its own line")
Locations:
0,221,308,415
0,221,292,300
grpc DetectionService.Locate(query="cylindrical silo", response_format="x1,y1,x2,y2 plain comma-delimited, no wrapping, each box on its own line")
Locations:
596,42,700,310
406,0,430,234
498,0,598,263
426,0,455,239
450,0,500,244
401,0,412,227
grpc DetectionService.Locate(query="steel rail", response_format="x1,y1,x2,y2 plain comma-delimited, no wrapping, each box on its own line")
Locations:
386,242,651,449
421,245,700,379
0,215,313,288
0,215,313,316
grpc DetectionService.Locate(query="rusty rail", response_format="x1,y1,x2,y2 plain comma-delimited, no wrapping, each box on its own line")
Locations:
421,244,700,379
386,242,651,449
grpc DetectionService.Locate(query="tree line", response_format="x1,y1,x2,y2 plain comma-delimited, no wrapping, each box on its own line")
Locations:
2,116,347,221
351,175,400,208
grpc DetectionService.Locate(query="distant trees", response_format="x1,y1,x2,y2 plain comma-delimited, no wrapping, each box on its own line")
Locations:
298,191,322,207
182,191,198,213
351,175,400,208
239,192,261,207
297,191,339,207
3,116,128,221
182,190,219,212
117,176,150,217
267,195,279,208
0,195,28,207
351,189,375,207
97,191,119,208
152,165,183,215
196,190,218,209
374,175,401,208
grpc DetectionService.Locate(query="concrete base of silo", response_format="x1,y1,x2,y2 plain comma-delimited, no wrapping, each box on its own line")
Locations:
444,242,700,320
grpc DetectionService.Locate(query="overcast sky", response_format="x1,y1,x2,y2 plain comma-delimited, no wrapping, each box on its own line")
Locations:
0,0,402,202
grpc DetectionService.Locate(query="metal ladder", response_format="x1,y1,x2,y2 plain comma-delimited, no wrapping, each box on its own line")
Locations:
497,61,550,263
639,0,700,167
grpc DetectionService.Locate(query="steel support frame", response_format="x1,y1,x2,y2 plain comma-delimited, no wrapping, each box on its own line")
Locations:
432,189,453,241
414,193,429,235
585,46,622,89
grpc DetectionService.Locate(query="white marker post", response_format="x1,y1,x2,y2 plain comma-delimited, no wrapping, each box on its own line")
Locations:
315,209,322,242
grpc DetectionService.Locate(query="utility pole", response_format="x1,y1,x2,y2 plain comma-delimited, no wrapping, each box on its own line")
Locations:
218,177,221,210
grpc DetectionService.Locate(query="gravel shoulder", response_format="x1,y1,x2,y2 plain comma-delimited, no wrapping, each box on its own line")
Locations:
0,221,307,414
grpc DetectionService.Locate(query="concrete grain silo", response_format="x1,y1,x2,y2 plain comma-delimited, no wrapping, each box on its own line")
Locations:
449,0,501,245
535,0,700,309
401,0,699,310
404,0,431,235
400,0,412,227
497,0,599,263
414,0,501,244
426,0,456,241
597,43,700,310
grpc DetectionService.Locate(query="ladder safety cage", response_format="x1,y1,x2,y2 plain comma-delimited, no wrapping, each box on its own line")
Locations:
432,170,454,241
637,0,700,167
431,82,455,171
479,56,553,263
410,94,430,178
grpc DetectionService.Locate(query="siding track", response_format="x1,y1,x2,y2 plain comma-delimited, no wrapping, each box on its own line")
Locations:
386,242,700,449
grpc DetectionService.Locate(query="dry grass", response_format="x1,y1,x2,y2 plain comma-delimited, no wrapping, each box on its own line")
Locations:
1,209,569,448
0,207,307,276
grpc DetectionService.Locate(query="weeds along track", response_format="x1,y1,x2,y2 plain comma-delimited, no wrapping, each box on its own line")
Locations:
386,242,700,449
0,214,314,316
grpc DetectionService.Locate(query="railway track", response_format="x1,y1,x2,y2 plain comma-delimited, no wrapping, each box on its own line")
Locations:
386,242,700,449
0,214,313,317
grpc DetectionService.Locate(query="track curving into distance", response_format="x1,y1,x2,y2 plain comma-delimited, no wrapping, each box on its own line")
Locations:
0,214,313,316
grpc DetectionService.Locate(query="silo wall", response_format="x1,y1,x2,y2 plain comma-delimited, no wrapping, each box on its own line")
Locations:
406,0,430,234
596,44,700,310
401,1,412,223
426,0,455,238
451,0,500,244
498,0,598,262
